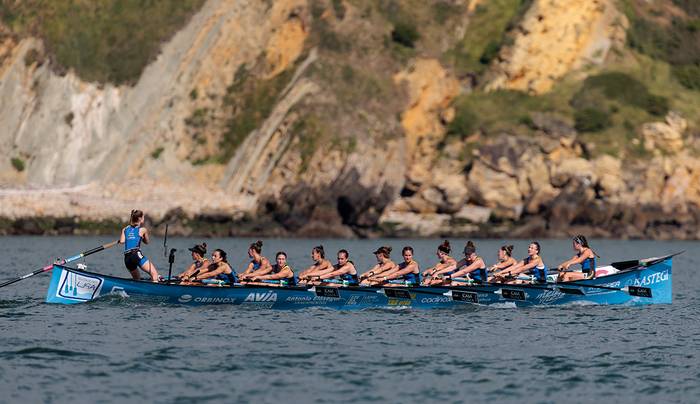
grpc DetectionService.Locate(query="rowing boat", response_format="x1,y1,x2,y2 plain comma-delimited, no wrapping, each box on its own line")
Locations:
45,254,674,309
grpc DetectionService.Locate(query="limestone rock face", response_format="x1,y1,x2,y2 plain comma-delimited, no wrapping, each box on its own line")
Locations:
394,59,461,187
642,112,687,155
487,0,627,94
593,155,624,198
467,160,522,220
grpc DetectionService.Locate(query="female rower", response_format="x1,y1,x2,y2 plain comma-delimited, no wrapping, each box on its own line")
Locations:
487,245,517,281
494,241,547,284
249,251,296,286
188,249,237,285
421,240,457,285
444,241,487,285
238,240,272,281
176,243,209,280
317,249,359,287
297,245,334,285
557,235,597,282
360,246,398,286
368,246,420,287
119,209,160,282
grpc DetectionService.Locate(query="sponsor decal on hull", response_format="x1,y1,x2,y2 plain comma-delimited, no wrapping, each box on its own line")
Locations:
57,271,103,301
244,292,278,303
632,270,669,287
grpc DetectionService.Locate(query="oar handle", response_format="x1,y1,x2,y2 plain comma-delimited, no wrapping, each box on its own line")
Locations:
0,240,119,290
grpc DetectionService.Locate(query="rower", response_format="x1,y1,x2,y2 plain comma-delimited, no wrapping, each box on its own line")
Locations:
487,245,517,281
370,246,420,287
557,235,598,282
249,251,297,286
317,249,359,287
360,246,398,286
119,209,160,282
176,243,209,280
297,245,334,285
188,249,237,285
238,240,272,281
495,241,547,284
444,241,487,285
421,240,457,285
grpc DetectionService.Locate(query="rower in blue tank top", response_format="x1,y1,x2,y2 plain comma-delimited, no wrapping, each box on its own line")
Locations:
496,241,547,284
239,241,273,282
447,241,487,285
319,249,359,286
557,235,599,282
380,246,421,287
189,249,236,285
423,241,458,286
119,210,160,282
252,251,297,286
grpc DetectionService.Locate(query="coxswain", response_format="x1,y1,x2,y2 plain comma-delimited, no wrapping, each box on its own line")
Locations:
487,245,517,281
444,241,487,285
248,251,297,286
421,240,457,285
297,245,334,285
557,235,598,282
176,243,209,280
359,246,398,286
368,246,420,287
119,209,160,282
495,241,547,284
238,240,272,281
317,249,359,287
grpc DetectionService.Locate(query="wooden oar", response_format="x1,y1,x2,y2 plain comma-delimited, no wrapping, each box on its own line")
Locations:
0,240,119,289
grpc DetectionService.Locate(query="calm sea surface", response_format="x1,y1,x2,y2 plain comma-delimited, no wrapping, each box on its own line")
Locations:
0,237,698,403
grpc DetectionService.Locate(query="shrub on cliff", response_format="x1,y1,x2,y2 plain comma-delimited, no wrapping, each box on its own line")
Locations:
391,21,420,48
1,0,206,84
572,72,669,117
672,64,700,90
574,108,611,133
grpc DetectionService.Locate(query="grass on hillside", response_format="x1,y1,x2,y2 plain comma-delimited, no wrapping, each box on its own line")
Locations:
0,0,206,84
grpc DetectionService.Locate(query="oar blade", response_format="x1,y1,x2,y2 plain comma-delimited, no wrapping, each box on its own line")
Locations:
627,285,653,298
610,259,639,270
557,287,585,295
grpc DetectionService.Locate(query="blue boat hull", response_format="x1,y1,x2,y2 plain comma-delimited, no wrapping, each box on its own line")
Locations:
45,256,673,309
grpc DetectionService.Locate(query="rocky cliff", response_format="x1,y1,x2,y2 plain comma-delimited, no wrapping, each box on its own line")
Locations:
1,0,699,239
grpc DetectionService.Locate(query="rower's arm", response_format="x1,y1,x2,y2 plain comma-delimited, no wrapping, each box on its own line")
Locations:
384,262,417,280
196,264,226,280
141,227,150,244
451,259,484,278
360,263,382,278
177,263,197,279
119,228,126,244
434,260,457,275
259,267,294,280
510,259,538,276
322,263,351,279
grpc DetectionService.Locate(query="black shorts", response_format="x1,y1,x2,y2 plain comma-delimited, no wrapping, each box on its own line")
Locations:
124,250,148,271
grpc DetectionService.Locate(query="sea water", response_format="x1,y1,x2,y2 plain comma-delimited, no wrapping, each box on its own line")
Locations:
0,237,698,403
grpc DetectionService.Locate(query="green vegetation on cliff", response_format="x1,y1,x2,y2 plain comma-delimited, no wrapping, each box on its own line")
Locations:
0,0,205,84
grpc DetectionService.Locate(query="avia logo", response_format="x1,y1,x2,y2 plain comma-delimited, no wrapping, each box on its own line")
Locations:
178,294,193,303
244,292,278,302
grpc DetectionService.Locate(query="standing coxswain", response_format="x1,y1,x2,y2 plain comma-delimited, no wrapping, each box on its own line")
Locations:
119,209,160,282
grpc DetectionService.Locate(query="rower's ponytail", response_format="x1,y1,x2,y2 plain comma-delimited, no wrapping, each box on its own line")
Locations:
250,240,263,254
438,240,451,254
502,245,514,257
313,245,325,259
130,209,144,225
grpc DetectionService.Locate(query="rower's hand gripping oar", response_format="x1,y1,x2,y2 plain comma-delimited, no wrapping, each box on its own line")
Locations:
0,240,119,289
